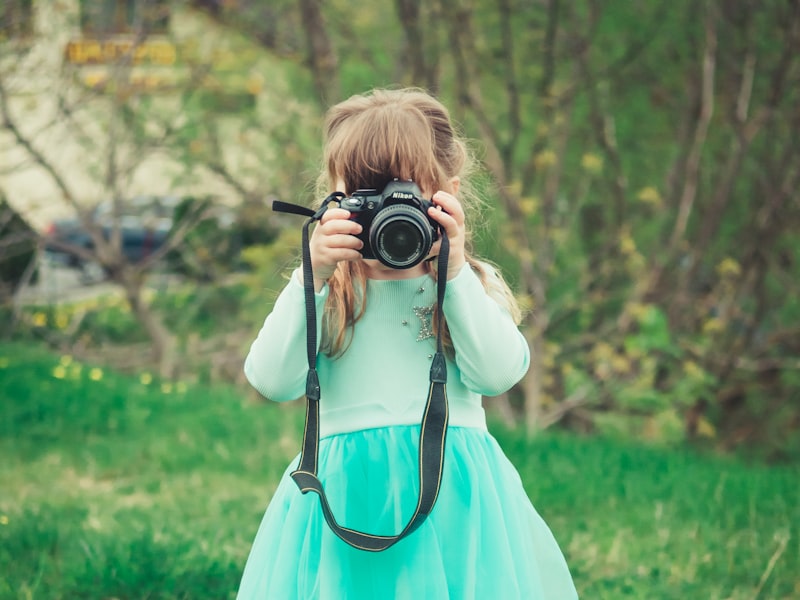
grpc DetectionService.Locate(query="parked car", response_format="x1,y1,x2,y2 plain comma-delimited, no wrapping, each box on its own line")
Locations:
44,195,177,273
43,195,239,281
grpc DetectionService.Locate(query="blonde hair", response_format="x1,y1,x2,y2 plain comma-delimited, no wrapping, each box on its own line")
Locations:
315,88,521,356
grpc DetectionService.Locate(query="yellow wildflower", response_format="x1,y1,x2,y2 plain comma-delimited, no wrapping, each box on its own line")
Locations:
161,382,173,394
611,354,632,374
55,313,70,330
60,355,73,366
637,186,662,207
716,258,741,279
703,318,725,335
534,149,557,170
696,417,716,438
0,515,8,525
519,197,539,216
619,233,637,256
89,368,103,382
0,358,8,369
581,153,603,174
32,312,47,327
683,361,703,381
52,365,67,379
140,372,153,385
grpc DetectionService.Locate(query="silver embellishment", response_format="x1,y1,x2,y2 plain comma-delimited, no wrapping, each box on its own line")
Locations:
417,286,426,294
413,305,434,341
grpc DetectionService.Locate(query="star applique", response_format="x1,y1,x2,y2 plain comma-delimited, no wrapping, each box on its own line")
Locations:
413,304,434,341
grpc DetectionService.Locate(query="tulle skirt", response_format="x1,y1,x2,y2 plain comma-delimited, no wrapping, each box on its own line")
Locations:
236,425,578,599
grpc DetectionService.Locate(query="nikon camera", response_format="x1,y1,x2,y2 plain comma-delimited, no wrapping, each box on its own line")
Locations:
339,179,439,269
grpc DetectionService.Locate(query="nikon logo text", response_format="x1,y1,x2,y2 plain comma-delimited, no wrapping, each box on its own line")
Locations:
393,193,414,199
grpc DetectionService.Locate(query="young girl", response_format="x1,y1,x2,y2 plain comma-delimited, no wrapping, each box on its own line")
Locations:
238,88,578,599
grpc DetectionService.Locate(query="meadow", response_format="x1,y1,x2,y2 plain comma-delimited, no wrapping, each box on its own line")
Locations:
1,342,797,599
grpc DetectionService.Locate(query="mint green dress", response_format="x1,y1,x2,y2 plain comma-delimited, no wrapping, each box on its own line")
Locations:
238,266,578,599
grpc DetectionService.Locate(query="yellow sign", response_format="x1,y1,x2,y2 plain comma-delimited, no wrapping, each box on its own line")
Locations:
64,39,177,66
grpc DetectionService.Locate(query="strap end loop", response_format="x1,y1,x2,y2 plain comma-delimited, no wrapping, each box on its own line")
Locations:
430,352,447,383
306,369,321,401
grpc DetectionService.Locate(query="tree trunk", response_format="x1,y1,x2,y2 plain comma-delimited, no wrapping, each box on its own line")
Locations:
119,269,176,379
298,0,340,104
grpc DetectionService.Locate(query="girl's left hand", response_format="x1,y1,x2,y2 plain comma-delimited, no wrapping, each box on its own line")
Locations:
427,191,466,280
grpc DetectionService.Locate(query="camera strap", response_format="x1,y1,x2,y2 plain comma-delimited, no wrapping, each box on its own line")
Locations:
271,197,449,552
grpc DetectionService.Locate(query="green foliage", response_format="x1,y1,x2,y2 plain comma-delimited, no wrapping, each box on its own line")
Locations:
1,342,797,599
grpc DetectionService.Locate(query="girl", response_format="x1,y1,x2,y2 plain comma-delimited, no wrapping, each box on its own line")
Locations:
238,88,578,599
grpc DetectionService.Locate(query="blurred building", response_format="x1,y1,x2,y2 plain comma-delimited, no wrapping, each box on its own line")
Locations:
0,0,280,229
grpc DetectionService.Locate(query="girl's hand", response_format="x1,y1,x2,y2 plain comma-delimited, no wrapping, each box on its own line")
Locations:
427,191,467,280
308,207,363,291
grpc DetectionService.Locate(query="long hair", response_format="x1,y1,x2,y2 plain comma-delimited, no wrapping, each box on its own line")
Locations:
315,88,521,356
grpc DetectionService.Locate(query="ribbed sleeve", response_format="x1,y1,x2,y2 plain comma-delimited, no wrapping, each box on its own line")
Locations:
443,265,530,396
243,270,329,401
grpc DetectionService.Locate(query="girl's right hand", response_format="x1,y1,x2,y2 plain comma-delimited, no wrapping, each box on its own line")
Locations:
308,207,363,291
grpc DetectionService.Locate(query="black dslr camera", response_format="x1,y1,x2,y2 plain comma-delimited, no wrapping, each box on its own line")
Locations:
339,179,439,269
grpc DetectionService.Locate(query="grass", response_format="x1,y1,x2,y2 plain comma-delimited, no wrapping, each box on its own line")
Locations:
1,342,798,599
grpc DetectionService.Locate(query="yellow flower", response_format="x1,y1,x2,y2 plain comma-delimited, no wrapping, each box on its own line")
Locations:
161,382,173,394
533,149,557,170
60,355,73,367
683,360,703,381
619,233,637,256
32,312,47,327
519,197,539,216
0,515,8,525
55,313,70,330
696,417,716,438
175,382,188,394
611,354,632,374
703,317,725,335
52,365,67,379
581,153,603,174
0,358,8,369
89,368,103,381
716,257,741,279
140,372,153,385
592,342,614,361
637,186,663,207
627,302,648,322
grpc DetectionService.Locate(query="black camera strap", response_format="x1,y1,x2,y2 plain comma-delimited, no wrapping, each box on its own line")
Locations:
271,197,449,552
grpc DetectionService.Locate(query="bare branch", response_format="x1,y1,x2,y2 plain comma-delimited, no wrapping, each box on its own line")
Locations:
669,4,717,250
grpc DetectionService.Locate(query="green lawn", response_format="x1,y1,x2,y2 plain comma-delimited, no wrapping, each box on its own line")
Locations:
1,342,797,599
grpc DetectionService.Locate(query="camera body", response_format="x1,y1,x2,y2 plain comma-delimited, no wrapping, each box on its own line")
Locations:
339,179,439,269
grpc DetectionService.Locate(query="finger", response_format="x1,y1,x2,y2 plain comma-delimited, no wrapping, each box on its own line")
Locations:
320,207,355,224
320,233,364,251
318,219,363,236
317,248,363,263
431,191,465,222
427,205,461,236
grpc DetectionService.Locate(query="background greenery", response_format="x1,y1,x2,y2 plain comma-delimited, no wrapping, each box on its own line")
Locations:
1,343,798,599
1,0,799,597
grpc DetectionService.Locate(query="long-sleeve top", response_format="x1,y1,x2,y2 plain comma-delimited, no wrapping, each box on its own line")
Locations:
244,264,530,438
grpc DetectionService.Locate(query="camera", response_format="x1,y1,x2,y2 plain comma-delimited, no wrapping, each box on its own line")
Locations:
339,179,439,269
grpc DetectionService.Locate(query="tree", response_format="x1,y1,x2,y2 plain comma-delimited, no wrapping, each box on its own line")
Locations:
212,0,800,455
0,0,318,376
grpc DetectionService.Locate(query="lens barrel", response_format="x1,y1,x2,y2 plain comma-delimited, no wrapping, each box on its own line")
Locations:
369,204,434,269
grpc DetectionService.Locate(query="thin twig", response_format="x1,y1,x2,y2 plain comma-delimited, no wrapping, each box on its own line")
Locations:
751,531,790,600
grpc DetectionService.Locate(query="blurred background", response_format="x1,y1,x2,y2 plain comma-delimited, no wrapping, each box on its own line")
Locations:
1,1,798,598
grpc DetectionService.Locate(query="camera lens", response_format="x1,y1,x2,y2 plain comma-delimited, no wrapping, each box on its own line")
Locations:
370,205,434,269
